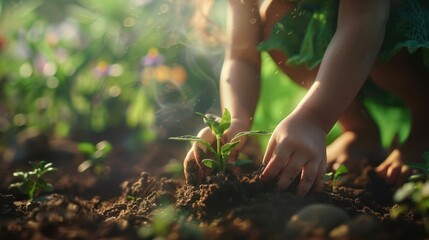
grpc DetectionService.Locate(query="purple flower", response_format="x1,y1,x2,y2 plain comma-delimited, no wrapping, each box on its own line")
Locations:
141,48,165,67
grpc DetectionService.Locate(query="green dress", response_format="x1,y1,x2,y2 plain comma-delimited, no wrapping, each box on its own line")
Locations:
259,0,429,69
255,0,429,145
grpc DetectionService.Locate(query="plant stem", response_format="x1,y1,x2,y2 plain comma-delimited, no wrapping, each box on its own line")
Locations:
216,136,222,172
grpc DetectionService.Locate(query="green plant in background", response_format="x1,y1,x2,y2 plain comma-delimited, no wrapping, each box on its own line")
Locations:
163,158,184,179
9,161,57,200
406,152,429,182
77,140,112,175
324,164,348,191
0,0,219,151
391,181,429,232
169,108,270,173
138,206,202,240
390,151,429,233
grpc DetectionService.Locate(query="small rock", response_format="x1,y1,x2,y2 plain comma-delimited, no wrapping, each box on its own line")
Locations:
285,203,350,239
330,214,383,240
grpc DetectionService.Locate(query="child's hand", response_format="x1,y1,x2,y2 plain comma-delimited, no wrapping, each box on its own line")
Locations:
260,112,327,197
183,121,249,185
182,127,215,185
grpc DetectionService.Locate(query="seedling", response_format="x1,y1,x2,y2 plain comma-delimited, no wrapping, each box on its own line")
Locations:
391,181,429,232
324,164,348,191
169,108,270,173
9,161,57,200
138,206,202,239
163,158,184,179
77,140,113,175
126,195,137,202
407,151,429,182
391,151,429,233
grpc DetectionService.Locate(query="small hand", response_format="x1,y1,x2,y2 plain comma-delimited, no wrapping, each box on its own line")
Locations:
183,121,249,185
375,149,411,188
183,127,214,185
260,113,327,197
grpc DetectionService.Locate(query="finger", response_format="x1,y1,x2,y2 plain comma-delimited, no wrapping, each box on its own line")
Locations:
375,162,389,180
326,160,335,172
394,165,411,189
190,145,213,182
386,164,401,186
262,137,277,164
196,127,216,152
332,155,347,171
228,149,239,163
261,142,293,183
297,159,322,197
184,151,201,185
276,152,308,191
311,157,327,193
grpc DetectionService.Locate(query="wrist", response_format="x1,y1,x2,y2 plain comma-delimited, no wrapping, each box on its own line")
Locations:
289,107,332,135
231,117,252,131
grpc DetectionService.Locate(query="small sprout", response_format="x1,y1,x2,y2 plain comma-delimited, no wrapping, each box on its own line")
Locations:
397,150,429,232
392,179,429,233
9,161,57,200
137,206,202,239
407,151,429,182
127,195,137,202
394,182,416,202
163,158,184,178
169,108,270,173
324,164,348,191
77,140,112,175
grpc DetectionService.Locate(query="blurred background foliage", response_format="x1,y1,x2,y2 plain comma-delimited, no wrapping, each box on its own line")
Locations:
0,0,224,154
0,0,410,160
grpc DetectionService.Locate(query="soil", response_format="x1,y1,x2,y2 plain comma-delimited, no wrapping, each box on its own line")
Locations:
0,137,427,240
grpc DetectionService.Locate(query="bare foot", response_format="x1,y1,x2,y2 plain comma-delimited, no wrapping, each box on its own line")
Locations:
327,131,385,173
376,128,429,188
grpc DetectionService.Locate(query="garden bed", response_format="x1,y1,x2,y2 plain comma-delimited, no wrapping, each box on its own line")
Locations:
0,139,427,240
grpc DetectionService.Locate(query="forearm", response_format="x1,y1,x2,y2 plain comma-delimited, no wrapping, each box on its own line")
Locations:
294,0,390,133
220,58,260,129
221,0,261,130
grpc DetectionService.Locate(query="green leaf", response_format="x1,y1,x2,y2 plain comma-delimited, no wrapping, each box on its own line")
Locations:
195,112,206,118
29,161,39,169
96,141,113,155
221,141,240,158
231,130,271,142
197,112,215,128
168,135,202,141
42,162,54,168
233,159,253,167
324,172,333,181
202,159,221,170
78,142,96,155
408,173,426,182
394,182,416,202
78,160,93,173
407,162,429,173
13,172,26,178
43,183,54,192
390,204,409,219
19,181,36,200
9,182,22,189
196,112,221,136
218,108,231,136
169,135,217,156
334,164,348,180
39,167,57,176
